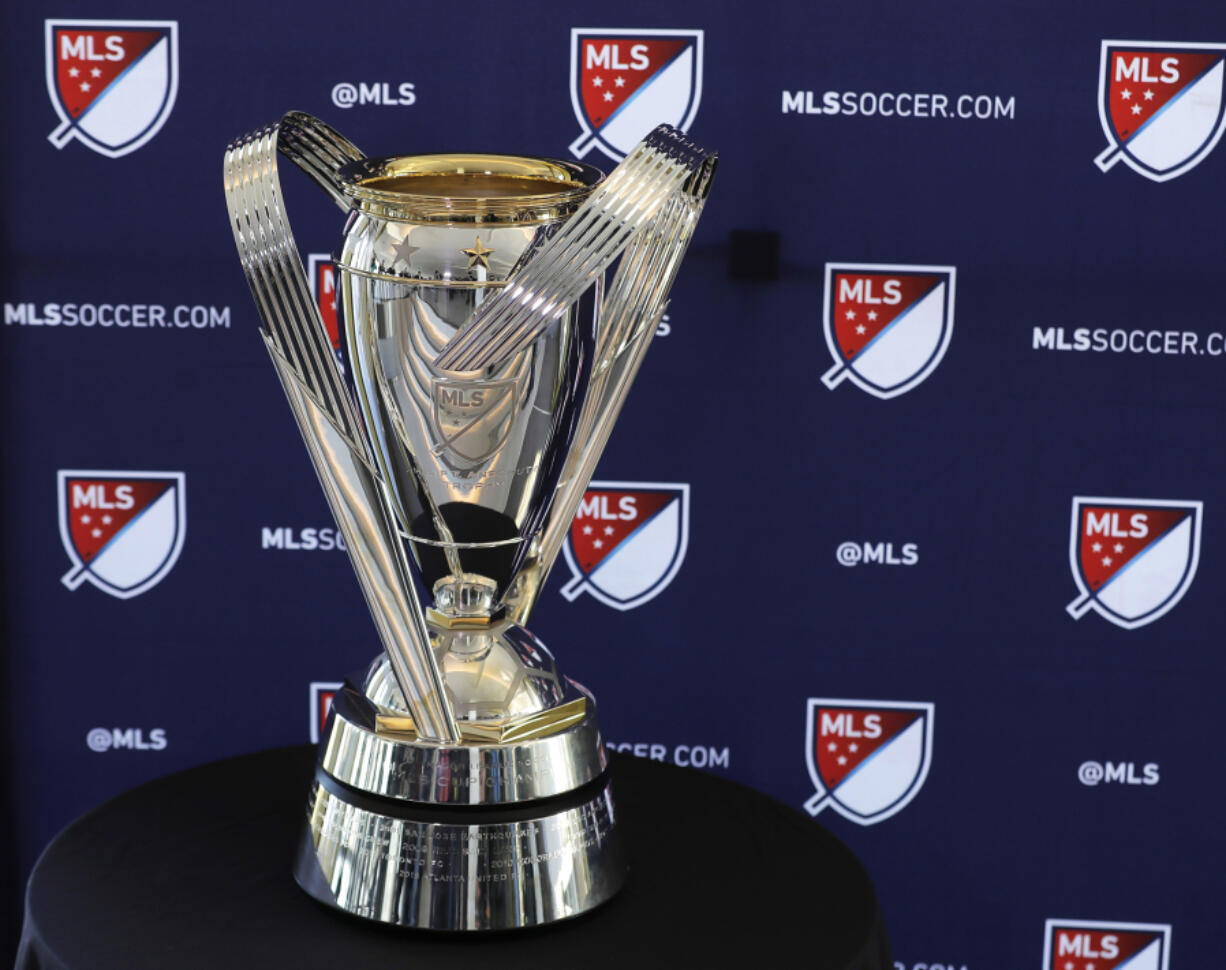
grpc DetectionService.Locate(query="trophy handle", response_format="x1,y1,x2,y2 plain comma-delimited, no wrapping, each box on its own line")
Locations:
274,110,363,210
223,113,461,744
504,151,717,624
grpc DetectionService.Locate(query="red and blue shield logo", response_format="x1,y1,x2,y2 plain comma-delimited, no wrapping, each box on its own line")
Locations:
1066,497,1202,630
820,263,956,400
1043,919,1171,970
309,681,343,744
1094,41,1226,182
561,481,689,610
804,699,934,825
45,19,178,158
58,470,186,599
307,254,342,356
568,28,703,162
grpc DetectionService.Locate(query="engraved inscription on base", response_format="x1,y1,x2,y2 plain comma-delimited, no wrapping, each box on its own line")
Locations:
307,778,616,889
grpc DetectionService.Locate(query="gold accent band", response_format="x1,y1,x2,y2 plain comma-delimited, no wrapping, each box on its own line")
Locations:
425,608,495,630
339,153,604,224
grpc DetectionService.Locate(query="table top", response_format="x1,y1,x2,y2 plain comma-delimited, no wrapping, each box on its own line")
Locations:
19,746,891,968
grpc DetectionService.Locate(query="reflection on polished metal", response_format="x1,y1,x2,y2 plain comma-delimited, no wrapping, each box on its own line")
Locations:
223,111,715,931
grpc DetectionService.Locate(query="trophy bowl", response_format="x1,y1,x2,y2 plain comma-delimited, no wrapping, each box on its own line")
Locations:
224,113,714,931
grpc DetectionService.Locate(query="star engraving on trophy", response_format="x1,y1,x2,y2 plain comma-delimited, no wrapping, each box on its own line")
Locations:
462,237,495,271
392,234,421,270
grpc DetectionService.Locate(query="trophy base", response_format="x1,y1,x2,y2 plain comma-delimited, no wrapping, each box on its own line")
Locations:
293,651,627,931
292,766,624,931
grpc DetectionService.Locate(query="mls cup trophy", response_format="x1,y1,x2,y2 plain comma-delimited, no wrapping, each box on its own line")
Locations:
223,113,715,931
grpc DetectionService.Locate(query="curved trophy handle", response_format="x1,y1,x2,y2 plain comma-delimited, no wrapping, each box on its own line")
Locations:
276,110,364,210
223,112,461,744
472,128,717,624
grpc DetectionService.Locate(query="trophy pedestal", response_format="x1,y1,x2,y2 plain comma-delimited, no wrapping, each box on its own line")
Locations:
19,747,892,967
293,654,627,931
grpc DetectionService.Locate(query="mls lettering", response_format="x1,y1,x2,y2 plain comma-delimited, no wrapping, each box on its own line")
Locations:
821,711,883,739
838,278,902,305
1085,512,1148,539
72,483,134,510
60,34,125,61
1115,56,1179,85
576,495,637,520
586,43,650,71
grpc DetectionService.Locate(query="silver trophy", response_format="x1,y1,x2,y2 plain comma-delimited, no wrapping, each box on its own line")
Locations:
223,112,715,931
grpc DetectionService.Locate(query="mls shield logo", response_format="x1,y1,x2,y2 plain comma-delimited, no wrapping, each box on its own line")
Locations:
431,379,519,463
309,681,343,744
561,482,689,610
1094,41,1226,181
307,254,342,356
568,28,703,161
58,470,186,599
45,20,179,158
820,264,956,400
804,699,934,825
1066,497,1202,629
1043,919,1171,970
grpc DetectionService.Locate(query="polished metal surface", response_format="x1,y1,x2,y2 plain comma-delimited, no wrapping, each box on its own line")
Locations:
223,114,459,744
339,206,600,605
223,111,714,930
322,654,607,805
294,770,625,931
435,124,716,373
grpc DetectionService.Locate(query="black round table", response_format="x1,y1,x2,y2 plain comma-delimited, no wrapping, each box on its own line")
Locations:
18,747,891,968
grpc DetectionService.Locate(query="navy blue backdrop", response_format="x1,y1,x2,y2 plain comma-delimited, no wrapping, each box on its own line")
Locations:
5,1,1226,966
